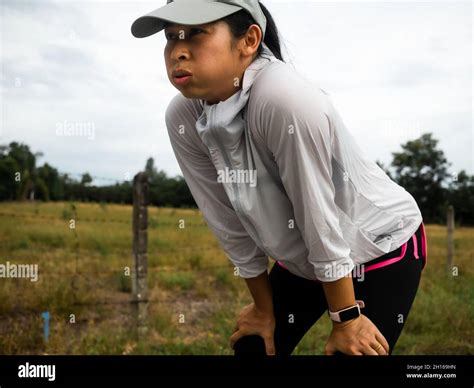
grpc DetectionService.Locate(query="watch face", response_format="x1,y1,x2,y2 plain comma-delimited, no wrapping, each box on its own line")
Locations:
339,305,360,322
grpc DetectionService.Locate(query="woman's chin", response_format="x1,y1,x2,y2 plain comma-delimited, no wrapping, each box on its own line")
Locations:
179,90,194,98
179,89,210,101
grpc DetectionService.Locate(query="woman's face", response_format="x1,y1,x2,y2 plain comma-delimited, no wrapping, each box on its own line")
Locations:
164,21,259,104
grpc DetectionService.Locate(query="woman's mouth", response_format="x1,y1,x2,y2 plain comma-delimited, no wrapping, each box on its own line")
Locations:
172,69,193,86
173,75,192,86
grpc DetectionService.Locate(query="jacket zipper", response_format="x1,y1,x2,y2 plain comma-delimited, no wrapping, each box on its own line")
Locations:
208,106,269,254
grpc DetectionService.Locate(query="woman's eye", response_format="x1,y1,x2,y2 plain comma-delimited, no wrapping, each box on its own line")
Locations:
190,28,204,35
165,29,203,41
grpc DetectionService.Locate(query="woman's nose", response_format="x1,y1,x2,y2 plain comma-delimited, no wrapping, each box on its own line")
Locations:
171,42,190,62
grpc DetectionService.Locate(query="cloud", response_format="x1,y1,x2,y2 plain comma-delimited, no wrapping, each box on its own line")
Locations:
0,0,472,185
1,0,178,184
273,1,472,173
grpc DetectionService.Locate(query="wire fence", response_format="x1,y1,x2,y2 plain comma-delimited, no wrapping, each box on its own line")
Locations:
2,174,471,356
0,173,235,327
61,171,132,185
1,210,208,227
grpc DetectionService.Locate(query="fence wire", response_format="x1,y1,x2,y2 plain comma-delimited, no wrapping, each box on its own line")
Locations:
0,204,236,313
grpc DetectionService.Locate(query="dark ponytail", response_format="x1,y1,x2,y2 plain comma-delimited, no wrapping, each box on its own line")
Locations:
222,2,285,62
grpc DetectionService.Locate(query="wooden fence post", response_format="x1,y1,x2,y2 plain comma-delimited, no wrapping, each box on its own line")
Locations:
447,205,454,273
132,172,148,336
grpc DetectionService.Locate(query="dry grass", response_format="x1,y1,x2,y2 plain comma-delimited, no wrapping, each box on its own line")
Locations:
0,201,472,354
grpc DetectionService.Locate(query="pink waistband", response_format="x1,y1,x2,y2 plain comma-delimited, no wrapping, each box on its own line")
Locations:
363,241,408,273
277,223,428,275
420,222,428,267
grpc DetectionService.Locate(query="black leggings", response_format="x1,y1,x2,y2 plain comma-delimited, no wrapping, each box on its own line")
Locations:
234,223,427,355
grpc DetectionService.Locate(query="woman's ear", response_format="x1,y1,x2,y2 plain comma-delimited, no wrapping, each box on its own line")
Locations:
240,24,262,57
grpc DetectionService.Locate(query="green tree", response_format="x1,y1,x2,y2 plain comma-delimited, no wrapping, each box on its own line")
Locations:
0,142,38,200
144,157,195,207
37,163,64,201
447,170,474,225
0,145,21,200
81,173,93,186
388,133,451,223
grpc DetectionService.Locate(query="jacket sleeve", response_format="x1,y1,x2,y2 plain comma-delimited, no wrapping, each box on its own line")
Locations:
165,93,269,278
252,76,354,282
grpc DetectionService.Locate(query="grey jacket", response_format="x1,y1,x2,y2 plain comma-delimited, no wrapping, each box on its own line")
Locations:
165,44,422,282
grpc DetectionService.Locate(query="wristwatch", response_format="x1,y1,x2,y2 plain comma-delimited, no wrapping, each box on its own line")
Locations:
328,300,365,323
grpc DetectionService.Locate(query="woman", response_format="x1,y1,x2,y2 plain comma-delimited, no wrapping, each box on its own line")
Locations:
131,0,428,356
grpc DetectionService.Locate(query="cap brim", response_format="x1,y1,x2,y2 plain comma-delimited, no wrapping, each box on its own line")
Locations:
131,1,242,38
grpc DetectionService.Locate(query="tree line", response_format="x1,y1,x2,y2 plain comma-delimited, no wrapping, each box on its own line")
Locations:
0,133,473,225
0,142,196,208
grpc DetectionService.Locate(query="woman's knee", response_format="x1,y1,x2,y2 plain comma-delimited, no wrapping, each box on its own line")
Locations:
233,335,267,355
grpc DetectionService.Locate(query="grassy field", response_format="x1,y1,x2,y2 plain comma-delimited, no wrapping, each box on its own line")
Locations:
0,201,472,355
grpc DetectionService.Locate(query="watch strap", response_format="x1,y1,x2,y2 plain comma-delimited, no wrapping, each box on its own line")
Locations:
328,300,365,323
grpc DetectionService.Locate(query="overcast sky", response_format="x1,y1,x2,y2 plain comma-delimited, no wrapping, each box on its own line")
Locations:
1,0,472,185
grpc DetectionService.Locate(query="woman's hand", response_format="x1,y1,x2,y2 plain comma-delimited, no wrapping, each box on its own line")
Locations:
325,314,390,355
230,302,276,355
